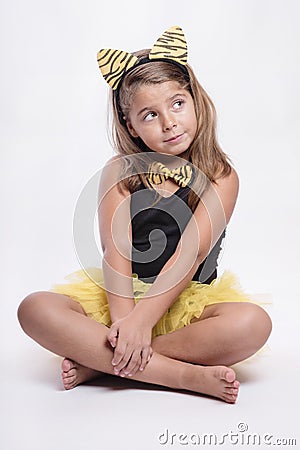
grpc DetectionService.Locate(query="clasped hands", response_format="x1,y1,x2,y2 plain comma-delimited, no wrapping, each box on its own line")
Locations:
107,311,153,378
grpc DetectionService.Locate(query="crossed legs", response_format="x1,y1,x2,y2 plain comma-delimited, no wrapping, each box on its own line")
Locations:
151,301,272,365
17,291,271,403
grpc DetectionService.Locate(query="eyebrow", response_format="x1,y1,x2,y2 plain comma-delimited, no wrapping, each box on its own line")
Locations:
136,92,188,117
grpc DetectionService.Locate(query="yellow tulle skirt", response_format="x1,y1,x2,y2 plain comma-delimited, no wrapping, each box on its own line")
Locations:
50,268,254,338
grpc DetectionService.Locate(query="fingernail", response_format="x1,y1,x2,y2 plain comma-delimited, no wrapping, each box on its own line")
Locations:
139,367,144,371
114,368,119,374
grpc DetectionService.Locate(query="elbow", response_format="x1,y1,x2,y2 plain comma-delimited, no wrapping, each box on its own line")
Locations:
196,242,211,266
102,240,132,262
195,252,206,267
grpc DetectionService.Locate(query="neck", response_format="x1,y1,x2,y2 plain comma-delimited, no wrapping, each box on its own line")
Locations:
152,151,190,169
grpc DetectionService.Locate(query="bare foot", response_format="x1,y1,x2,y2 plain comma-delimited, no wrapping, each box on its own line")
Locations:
183,365,240,403
61,358,104,390
61,359,239,403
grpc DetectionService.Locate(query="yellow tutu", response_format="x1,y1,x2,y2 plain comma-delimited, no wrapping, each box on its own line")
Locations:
50,268,253,338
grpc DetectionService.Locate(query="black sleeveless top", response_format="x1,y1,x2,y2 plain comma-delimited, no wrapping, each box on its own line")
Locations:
130,183,225,284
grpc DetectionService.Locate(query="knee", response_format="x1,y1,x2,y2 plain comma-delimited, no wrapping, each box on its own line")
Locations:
235,303,272,349
17,291,48,334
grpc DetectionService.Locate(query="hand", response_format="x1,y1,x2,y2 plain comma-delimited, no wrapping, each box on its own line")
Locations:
107,313,153,377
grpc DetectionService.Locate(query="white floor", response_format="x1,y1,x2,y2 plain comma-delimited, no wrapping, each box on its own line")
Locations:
2,283,299,450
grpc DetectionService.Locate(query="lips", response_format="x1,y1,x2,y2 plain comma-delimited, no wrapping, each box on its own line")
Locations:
164,133,184,143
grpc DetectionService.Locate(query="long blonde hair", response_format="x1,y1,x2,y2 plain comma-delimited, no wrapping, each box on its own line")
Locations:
109,49,232,211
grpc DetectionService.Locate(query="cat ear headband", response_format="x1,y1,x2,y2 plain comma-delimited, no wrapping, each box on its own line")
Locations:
97,25,188,91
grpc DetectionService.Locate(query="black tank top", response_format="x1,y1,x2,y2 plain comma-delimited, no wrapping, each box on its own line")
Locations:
130,183,225,284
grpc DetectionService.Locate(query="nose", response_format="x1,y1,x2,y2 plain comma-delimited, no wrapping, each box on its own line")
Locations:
162,113,177,131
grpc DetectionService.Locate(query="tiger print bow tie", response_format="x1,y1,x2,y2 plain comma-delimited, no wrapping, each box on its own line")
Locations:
97,25,188,90
147,162,193,188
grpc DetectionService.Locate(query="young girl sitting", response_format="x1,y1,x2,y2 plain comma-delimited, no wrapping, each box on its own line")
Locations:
17,26,272,404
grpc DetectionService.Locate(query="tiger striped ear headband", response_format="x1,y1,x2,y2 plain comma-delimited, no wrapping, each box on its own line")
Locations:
97,25,188,90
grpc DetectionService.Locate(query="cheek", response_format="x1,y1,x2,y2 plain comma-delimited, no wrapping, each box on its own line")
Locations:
138,126,157,142
190,110,198,133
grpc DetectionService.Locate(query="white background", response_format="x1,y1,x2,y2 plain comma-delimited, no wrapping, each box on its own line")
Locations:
1,1,299,449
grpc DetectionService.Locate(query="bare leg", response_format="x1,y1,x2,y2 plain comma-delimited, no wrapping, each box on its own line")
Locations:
151,302,272,365
63,301,272,386
63,301,271,386
17,291,240,403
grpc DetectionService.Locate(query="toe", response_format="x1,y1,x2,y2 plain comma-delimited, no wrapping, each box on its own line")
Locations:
223,393,237,404
63,379,71,389
224,368,236,383
65,378,77,390
218,366,236,383
63,368,77,378
63,376,76,388
62,358,76,372
62,372,74,380
225,387,239,395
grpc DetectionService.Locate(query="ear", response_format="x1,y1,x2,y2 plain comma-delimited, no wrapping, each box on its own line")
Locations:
126,120,139,138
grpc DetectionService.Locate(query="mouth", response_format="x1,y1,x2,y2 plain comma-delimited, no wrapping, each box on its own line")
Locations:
164,133,184,143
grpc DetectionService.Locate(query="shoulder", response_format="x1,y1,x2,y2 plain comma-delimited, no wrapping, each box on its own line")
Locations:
213,165,239,222
99,156,131,200
195,165,239,225
214,165,239,194
102,155,123,173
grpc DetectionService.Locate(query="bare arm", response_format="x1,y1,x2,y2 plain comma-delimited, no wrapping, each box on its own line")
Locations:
105,165,239,378
129,167,240,328
98,158,135,324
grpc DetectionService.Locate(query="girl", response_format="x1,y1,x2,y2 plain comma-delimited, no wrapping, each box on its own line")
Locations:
17,26,272,404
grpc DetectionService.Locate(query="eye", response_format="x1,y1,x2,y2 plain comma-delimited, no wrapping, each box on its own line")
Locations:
173,99,184,110
143,111,157,121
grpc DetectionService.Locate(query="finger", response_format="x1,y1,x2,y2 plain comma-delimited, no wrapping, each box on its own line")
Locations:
113,345,134,374
139,347,151,371
107,326,119,348
109,336,117,348
119,356,138,377
147,347,153,363
120,351,142,377
111,341,127,370
124,358,142,377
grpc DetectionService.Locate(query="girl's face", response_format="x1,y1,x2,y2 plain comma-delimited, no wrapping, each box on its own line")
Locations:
126,81,197,156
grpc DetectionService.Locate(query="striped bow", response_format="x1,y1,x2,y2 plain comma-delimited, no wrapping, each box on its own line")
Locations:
147,161,192,188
